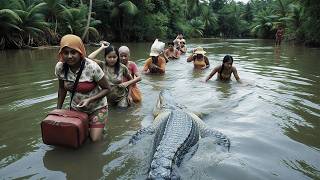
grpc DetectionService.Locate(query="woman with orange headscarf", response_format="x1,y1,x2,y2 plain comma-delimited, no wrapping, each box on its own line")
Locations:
55,34,111,142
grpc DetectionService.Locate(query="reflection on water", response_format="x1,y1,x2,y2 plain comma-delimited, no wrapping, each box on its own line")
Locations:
0,39,320,179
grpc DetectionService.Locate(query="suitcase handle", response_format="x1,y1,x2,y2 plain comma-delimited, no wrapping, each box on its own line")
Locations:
48,109,88,120
47,112,87,120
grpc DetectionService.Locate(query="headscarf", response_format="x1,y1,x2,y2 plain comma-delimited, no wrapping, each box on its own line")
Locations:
58,34,86,62
194,47,206,55
118,46,130,56
150,39,165,56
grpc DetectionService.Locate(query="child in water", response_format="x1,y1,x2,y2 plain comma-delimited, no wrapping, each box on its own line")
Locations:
205,55,241,82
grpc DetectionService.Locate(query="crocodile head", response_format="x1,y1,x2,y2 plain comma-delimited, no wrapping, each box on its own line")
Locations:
153,89,184,117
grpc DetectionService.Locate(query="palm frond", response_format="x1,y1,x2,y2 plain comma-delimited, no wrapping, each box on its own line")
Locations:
119,1,138,15
0,9,22,24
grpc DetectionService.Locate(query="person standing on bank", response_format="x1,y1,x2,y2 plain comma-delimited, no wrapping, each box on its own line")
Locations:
275,26,284,46
55,34,111,142
88,42,135,108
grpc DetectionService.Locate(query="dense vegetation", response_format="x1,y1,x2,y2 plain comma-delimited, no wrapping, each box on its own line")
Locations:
1,0,319,49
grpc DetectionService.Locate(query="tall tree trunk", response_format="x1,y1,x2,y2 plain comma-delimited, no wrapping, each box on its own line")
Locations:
54,18,58,34
185,0,188,17
82,0,92,42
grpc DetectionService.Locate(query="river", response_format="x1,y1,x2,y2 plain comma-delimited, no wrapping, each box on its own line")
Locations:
0,38,319,179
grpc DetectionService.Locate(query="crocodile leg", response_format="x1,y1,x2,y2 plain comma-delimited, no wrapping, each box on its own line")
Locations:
187,112,231,151
129,111,171,144
129,126,155,144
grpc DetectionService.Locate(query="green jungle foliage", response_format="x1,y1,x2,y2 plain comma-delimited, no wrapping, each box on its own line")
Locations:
0,0,319,49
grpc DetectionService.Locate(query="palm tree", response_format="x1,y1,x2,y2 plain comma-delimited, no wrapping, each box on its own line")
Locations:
273,0,293,17
42,0,66,35
284,3,304,41
200,5,218,35
186,0,200,19
61,6,100,41
0,1,23,49
189,18,205,37
81,0,92,41
15,2,49,46
251,8,279,38
110,0,139,41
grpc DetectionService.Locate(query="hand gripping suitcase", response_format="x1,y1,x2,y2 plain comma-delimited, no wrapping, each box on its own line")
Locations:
41,109,89,148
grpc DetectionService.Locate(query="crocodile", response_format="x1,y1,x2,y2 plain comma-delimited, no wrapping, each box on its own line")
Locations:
129,89,230,179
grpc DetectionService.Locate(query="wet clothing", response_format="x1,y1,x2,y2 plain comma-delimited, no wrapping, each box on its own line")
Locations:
191,55,209,69
193,58,207,69
276,29,284,39
143,56,166,74
164,49,180,59
70,105,108,128
75,82,96,93
55,58,108,114
124,61,142,103
217,66,233,81
96,61,131,106
87,105,108,128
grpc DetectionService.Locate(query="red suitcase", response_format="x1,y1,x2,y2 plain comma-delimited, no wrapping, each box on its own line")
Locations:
41,109,89,148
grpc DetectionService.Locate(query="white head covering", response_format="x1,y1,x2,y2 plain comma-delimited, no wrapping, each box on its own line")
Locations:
150,39,165,56
119,46,130,56
194,47,206,55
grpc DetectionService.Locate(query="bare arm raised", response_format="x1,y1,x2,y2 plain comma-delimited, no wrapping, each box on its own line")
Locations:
88,42,109,60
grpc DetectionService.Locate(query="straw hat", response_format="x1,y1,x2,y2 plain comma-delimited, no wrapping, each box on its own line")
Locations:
150,39,165,56
194,47,206,55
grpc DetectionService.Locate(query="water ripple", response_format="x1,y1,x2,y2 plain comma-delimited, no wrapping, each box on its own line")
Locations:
9,93,57,110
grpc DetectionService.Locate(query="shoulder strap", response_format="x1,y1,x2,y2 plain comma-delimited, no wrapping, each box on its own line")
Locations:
64,60,86,110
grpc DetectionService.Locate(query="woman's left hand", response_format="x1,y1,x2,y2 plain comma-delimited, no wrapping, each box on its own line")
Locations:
119,82,129,88
127,95,133,105
77,98,91,108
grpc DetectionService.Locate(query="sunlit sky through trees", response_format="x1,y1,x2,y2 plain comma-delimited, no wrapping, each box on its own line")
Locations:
234,0,249,3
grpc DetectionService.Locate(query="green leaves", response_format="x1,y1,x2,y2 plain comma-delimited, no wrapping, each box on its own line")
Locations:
119,1,138,15
0,9,22,24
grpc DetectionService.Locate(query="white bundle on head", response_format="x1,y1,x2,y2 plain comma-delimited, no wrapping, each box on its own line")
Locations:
150,39,165,56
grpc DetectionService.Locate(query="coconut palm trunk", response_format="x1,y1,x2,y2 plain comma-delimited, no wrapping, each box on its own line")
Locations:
81,0,92,42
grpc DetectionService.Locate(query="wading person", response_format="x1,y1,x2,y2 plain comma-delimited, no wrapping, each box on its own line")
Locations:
88,43,135,108
187,47,210,70
118,45,142,103
55,34,111,141
275,26,284,46
205,55,241,83
173,33,183,49
179,39,187,54
142,39,166,74
164,42,180,60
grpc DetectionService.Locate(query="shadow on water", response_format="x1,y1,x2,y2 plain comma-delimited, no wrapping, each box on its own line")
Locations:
43,142,107,180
